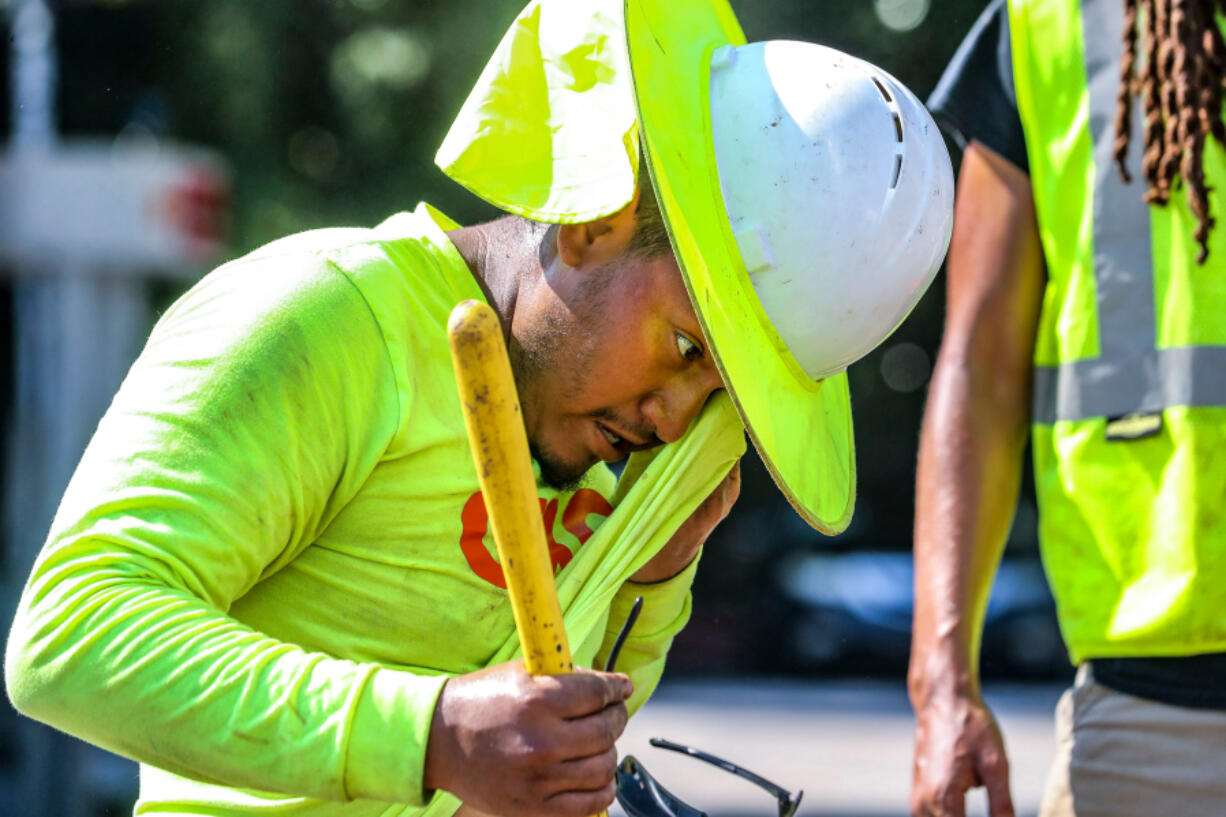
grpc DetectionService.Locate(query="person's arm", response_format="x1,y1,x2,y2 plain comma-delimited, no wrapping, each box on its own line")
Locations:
908,141,1045,817
591,461,741,714
4,253,442,802
4,252,630,816
593,554,699,715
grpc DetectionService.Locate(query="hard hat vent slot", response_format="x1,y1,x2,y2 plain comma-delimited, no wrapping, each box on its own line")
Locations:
892,113,904,143
871,77,893,103
891,154,903,189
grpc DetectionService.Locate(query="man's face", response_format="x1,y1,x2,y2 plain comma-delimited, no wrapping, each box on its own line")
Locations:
511,247,726,490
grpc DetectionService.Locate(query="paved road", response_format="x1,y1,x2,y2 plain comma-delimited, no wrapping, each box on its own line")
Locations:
611,677,1064,817
0,676,1062,817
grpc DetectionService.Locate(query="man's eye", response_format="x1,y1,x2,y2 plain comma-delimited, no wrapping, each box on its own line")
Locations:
676,333,703,361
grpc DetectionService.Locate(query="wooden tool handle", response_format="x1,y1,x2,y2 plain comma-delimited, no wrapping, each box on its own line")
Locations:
447,299,573,675
449,300,607,817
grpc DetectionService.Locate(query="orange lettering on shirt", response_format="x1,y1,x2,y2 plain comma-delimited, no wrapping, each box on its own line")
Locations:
458,488,613,588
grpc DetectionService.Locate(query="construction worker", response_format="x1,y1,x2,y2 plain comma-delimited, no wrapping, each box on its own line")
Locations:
5,1,951,816
909,1,1226,816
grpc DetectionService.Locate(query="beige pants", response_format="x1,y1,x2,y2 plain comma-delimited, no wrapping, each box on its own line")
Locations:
1039,663,1226,817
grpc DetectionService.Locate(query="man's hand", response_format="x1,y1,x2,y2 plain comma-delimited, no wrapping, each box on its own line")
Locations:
630,460,741,583
910,689,1015,817
424,660,632,817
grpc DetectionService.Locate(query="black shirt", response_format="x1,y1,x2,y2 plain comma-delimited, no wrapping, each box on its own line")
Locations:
927,0,1028,172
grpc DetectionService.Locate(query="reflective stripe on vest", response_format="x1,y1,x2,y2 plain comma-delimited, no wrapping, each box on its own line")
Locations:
1019,0,1226,424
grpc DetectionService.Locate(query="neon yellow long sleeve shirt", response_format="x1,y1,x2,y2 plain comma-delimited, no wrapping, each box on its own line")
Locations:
5,204,745,816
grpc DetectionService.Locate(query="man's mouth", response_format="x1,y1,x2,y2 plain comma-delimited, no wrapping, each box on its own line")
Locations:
598,424,623,447
595,421,627,461
595,420,662,461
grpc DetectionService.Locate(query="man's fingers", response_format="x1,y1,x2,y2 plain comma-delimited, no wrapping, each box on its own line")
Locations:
909,797,939,817
545,669,632,718
909,694,1013,817
938,789,968,817
429,662,630,817
982,757,1016,817
986,787,1017,817
724,460,741,489
555,699,628,757
910,779,967,817
542,779,618,817
547,747,620,795
708,461,740,510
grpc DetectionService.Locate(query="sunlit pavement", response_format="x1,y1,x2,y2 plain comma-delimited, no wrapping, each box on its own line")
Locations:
612,677,1063,817
0,676,1061,816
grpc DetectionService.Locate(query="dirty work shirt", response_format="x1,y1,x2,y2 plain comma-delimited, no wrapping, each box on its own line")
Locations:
5,204,711,816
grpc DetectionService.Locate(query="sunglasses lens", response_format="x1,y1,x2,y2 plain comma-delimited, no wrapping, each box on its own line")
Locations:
616,756,708,817
619,741,800,817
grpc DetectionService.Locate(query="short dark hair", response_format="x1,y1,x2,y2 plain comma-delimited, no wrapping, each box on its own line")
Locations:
626,151,674,258
522,152,672,260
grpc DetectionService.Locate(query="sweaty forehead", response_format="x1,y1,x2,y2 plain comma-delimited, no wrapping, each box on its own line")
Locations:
602,253,695,323
627,251,687,297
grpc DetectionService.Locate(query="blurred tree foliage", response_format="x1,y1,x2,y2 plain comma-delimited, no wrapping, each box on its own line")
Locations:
37,0,989,249
7,0,1030,674
48,0,531,247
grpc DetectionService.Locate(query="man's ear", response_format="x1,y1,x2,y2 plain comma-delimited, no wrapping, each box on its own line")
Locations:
555,186,644,268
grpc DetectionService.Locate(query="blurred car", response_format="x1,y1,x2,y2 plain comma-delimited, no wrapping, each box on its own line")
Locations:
751,551,1072,680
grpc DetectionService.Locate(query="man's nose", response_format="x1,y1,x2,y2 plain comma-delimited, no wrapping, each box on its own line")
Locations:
641,369,724,444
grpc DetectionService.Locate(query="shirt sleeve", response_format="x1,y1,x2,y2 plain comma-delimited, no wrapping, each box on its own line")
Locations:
594,555,700,717
927,0,1030,172
3,249,446,805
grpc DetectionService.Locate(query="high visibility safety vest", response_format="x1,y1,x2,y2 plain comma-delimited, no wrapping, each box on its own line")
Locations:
1008,0,1226,663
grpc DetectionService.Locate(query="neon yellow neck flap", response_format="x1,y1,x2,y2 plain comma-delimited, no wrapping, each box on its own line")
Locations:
435,0,640,224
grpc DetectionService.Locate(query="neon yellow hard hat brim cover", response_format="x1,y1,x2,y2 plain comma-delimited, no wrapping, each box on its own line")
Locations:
437,0,855,533
625,0,855,533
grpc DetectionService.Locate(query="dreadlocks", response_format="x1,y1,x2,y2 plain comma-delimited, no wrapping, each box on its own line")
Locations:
1114,0,1226,263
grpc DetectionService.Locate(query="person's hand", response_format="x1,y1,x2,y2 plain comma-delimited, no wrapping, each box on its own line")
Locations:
424,660,632,817
630,460,741,583
910,690,1015,817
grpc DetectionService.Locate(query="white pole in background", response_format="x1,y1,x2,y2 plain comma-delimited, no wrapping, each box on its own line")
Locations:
5,3,141,814
11,0,56,151
4,3,230,811
5,3,88,815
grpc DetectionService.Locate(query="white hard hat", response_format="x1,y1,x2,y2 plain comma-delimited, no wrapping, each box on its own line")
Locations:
627,0,953,532
710,40,954,379
436,0,954,533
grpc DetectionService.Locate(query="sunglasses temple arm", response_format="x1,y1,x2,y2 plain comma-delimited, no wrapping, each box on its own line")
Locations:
603,596,644,673
647,737,796,805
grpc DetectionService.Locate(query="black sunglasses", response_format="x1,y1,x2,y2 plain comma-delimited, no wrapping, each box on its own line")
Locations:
616,738,804,817
604,600,803,817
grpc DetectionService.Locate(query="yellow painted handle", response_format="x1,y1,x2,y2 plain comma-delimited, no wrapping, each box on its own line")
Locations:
448,301,610,817
447,299,573,675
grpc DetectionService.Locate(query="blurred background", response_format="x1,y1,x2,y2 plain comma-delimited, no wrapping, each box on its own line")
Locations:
0,0,1070,814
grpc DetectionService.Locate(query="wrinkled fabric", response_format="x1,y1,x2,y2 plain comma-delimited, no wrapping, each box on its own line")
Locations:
6,204,744,817
436,0,639,223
